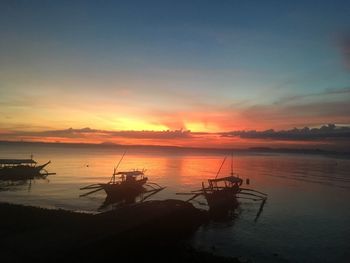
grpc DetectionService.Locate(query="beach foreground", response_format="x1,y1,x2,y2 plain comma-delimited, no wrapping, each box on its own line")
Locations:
0,200,240,263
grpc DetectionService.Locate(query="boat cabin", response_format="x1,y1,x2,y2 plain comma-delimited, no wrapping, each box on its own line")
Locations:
110,170,147,184
0,159,37,168
116,170,144,178
207,175,243,191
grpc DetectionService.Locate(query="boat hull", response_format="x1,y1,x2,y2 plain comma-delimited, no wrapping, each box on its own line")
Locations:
0,166,43,180
101,178,148,197
0,161,50,181
204,188,239,211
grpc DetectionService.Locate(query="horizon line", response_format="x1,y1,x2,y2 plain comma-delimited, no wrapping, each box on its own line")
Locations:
1,140,349,156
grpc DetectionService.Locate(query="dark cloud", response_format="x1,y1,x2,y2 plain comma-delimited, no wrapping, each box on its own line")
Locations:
108,130,192,139
6,125,350,143
274,87,350,105
221,124,350,141
10,127,193,140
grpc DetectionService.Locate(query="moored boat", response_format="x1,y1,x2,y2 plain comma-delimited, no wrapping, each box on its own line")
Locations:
101,170,148,197
202,175,242,210
80,152,165,204
0,157,51,180
177,155,267,215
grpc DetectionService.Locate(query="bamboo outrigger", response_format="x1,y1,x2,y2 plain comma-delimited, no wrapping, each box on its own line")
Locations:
177,155,267,217
80,152,165,205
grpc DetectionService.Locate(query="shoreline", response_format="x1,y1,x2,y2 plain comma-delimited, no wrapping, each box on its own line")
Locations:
0,200,240,262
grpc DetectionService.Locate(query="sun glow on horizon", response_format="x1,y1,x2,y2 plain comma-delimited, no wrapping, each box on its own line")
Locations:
185,122,220,133
112,117,169,131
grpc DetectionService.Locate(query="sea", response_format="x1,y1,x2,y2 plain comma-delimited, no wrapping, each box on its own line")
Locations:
0,142,349,263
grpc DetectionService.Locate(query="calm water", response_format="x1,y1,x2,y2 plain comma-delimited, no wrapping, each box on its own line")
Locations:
0,143,349,262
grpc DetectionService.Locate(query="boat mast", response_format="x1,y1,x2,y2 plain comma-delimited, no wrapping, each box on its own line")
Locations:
215,156,227,179
110,150,127,183
231,152,233,176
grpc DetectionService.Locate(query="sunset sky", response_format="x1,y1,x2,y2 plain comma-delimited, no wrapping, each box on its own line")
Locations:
0,1,350,149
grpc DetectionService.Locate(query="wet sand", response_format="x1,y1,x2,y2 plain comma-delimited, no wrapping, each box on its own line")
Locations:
0,200,240,262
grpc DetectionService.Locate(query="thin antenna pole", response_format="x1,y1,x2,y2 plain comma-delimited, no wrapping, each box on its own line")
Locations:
115,150,127,171
110,150,127,183
231,152,233,176
215,156,227,179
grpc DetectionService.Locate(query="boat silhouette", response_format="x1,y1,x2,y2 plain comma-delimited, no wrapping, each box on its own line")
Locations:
0,156,53,181
177,155,267,218
80,151,165,203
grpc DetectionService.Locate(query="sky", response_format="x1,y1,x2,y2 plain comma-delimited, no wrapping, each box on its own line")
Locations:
0,1,350,149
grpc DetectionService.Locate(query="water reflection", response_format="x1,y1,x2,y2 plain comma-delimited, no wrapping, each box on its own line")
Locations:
208,198,240,222
99,187,165,211
0,174,50,192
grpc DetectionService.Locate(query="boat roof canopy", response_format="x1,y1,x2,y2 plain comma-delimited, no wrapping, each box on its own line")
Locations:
116,171,144,177
208,175,242,184
0,159,37,165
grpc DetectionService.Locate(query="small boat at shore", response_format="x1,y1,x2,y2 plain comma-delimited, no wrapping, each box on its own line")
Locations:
201,175,243,210
0,156,52,180
101,169,149,197
80,152,165,203
177,155,267,217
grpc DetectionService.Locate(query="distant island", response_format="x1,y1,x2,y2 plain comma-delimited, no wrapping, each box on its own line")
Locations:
1,140,349,157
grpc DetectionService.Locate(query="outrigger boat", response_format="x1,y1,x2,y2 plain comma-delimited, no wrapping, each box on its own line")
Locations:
201,175,243,210
101,169,149,198
177,155,267,218
80,152,165,204
0,156,52,180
